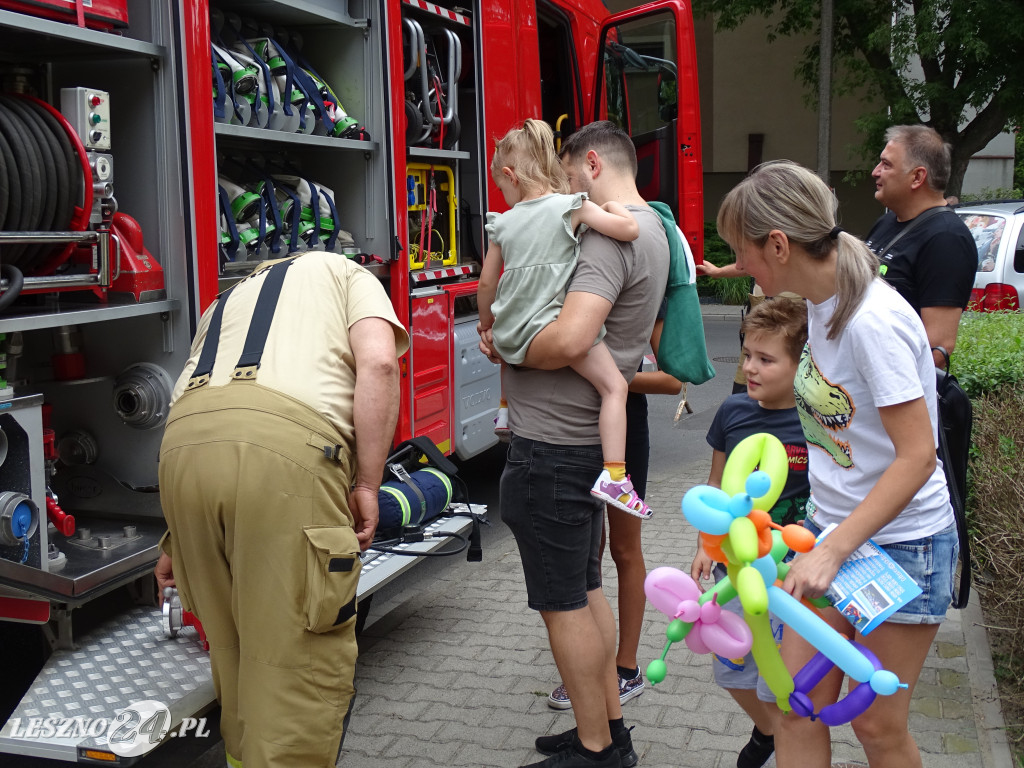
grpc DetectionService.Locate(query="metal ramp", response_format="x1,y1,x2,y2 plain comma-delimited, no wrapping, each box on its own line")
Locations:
0,508,482,763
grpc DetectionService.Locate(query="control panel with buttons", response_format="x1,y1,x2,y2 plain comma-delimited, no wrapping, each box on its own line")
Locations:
60,87,111,150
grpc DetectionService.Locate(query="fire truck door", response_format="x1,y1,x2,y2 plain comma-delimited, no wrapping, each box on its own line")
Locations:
593,0,703,260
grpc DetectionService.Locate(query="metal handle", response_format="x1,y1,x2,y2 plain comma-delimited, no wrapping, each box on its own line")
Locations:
0,231,113,292
0,231,100,245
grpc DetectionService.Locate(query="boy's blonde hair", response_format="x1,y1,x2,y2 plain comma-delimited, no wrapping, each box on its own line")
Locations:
491,118,569,196
741,297,808,363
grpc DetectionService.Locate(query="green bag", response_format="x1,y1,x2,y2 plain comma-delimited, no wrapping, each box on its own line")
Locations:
648,202,716,385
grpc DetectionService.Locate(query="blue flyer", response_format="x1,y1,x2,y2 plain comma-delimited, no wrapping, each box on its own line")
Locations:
818,524,923,635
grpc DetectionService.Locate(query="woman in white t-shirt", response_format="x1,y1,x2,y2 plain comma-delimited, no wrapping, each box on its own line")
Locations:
716,160,957,768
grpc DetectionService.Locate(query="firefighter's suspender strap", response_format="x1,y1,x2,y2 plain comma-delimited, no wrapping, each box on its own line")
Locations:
232,258,295,380
186,284,236,390
186,258,297,390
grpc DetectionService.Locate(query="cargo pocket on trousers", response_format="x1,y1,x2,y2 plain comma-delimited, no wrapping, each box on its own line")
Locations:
302,525,361,633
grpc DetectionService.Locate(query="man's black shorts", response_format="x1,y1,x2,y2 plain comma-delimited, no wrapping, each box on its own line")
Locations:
500,436,604,611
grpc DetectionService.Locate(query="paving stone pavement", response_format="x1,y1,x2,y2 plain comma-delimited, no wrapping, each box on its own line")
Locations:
341,449,1012,767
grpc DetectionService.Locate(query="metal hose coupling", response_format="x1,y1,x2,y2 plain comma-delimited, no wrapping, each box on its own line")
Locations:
112,363,173,430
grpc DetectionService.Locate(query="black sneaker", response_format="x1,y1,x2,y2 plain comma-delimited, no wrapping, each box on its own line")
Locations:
535,726,638,768
737,725,774,768
521,735,622,768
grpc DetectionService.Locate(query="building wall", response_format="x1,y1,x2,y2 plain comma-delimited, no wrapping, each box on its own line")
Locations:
960,133,1015,197
602,1,1016,246
694,15,882,237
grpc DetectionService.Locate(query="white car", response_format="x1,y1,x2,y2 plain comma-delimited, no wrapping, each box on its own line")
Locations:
955,200,1024,311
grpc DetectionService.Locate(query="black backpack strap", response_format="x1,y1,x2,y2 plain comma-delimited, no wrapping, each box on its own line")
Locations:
877,205,953,258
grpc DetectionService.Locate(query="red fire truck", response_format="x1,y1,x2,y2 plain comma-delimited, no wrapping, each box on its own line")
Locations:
0,0,701,762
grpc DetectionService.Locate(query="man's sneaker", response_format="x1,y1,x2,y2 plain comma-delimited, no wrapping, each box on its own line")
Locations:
535,727,637,768
548,672,645,711
737,725,775,768
618,671,645,705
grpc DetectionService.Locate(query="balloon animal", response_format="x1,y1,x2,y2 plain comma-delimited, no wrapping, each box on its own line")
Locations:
644,433,907,725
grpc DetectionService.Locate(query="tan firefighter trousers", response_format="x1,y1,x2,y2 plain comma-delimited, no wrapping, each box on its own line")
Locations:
159,381,360,768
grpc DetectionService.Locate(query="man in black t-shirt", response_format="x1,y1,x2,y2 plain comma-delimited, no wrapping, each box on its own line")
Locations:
864,125,976,368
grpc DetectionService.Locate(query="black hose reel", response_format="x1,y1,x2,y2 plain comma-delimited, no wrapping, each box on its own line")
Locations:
0,93,89,308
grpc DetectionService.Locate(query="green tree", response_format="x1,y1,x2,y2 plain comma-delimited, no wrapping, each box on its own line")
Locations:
694,0,1024,197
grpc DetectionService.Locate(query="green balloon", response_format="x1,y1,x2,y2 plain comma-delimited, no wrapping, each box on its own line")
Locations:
721,433,789,510
646,659,667,685
770,528,789,562
666,619,688,642
699,577,738,607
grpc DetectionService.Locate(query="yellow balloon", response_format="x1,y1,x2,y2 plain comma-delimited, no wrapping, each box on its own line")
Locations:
736,564,769,615
729,516,759,564
746,609,793,712
720,433,789,511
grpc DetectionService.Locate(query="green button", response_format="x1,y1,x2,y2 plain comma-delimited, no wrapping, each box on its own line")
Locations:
90,113,102,125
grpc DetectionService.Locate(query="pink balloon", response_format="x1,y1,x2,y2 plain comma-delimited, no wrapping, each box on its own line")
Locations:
700,599,722,623
646,567,753,660
645,567,701,619
676,600,701,623
685,627,712,655
698,611,753,659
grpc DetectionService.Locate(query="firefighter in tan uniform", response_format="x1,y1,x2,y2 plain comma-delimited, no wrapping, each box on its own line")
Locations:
153,250,409,768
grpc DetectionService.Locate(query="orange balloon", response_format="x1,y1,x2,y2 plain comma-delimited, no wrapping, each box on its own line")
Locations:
702,532,729,563
757,525,774,558
748,508,772,531
782,523,817,553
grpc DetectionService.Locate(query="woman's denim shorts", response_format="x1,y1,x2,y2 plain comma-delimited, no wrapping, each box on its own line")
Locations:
804,519,958,624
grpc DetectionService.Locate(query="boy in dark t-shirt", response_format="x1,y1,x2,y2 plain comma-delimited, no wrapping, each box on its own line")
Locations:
689,298,809,768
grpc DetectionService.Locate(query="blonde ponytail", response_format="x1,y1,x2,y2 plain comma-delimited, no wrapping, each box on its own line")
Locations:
717,161,878,339
491,118,569,196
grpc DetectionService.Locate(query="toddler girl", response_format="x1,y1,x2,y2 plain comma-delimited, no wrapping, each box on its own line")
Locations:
477,118,651,518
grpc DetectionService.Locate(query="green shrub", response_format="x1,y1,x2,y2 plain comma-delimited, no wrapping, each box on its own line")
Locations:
698,222,752,305
952,311,1024,397
957,310,1024,759
960,188,1023,203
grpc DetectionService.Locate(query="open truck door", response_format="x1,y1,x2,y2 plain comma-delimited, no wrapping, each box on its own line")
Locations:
594,0,703,260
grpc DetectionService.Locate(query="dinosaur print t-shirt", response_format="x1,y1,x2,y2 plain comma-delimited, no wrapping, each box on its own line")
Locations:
794,279,953,545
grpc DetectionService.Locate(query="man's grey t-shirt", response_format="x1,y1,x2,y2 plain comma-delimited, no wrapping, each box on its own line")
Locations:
503,205,670,445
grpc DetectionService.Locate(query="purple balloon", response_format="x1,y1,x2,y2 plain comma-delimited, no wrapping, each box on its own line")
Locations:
789,641,887,726
789,690,815,718
818,680,877,726
791,650,833,692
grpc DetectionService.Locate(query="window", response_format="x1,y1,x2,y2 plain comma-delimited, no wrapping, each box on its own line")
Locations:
537,3,581,143
598,12,678,136
959,214,1006,272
